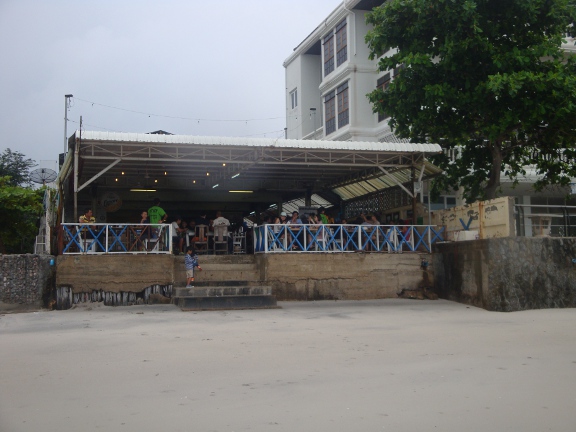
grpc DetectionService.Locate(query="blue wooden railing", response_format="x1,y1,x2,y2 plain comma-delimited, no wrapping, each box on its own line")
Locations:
253,224,445,253
60,223,172,255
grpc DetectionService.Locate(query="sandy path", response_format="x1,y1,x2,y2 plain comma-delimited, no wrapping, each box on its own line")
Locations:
1,299,575,432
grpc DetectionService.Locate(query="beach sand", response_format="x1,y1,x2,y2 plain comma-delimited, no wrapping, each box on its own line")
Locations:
1,299,575,432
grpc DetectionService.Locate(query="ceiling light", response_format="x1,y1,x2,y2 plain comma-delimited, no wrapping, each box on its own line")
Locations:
121,171,125,175
212,184,219,189
229,190,253,193
231,173,240,179
164,171,167,175
206,172,210,176
222,163,226,166
130,188,157,192
115,178,118,182
154,179,158,183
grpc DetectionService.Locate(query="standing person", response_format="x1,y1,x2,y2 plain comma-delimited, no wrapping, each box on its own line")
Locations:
148,198,167,225
185,246,202,288
319,208,329,225
148,198,167,240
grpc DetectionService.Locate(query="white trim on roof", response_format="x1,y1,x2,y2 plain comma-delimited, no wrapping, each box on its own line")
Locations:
77,131,442,154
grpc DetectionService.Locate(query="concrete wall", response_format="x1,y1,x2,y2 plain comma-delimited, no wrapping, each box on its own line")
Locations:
0,254,55,312
56,254,174,292
256,253,431,300
433,237,576,311
54,253,431,305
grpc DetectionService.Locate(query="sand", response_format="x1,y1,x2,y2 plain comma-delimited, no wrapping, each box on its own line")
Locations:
1,299,575,432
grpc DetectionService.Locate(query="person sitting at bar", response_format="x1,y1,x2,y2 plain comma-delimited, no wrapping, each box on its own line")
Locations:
212,211,232,253
78,208,98,252
288,211,303,250
170,216,186,254
136,210,150,251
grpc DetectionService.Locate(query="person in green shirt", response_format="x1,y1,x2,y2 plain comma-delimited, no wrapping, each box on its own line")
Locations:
319,208,329,225
148,198,167,225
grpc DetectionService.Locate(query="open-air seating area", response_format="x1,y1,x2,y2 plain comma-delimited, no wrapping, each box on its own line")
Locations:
60,223,248,255
59,222,444,255
254,223,445,253
60,223,173,255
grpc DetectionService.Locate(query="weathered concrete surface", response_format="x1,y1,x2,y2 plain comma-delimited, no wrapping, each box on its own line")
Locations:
433,237,576,311
173,254,260,286
56,253,431,305
0,254,55,312
56,254,174,292
256,252,431,300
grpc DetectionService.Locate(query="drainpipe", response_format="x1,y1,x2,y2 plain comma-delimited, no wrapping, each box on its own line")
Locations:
479,201,484,240
343,0,356,57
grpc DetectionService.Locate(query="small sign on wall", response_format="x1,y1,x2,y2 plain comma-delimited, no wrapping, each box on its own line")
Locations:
101,192,122,212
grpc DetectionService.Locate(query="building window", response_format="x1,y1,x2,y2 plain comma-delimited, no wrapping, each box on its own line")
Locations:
376,73,391,122
335,19,347,67
323,34,334,77
290,89,298,109
324,90,336,135
424,195,457,211
337,82,349,127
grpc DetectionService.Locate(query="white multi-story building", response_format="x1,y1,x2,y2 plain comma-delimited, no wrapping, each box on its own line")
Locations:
284,0,576,232
284,0,399,143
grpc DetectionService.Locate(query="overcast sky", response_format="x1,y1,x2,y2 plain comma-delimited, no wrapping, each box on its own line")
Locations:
0,0,341,170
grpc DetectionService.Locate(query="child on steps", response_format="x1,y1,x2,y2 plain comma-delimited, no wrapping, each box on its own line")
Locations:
185,246,202,288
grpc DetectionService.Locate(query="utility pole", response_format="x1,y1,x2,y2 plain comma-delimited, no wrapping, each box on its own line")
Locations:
64,94,73,153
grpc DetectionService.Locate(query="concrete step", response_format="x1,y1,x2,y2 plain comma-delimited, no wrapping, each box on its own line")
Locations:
185,254,256,264
172,277,276,310
176,295,277,311
175,269,260,283
174,285,272,297
199,263,258,271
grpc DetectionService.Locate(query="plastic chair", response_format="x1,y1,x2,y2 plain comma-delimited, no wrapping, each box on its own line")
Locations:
213,225,229,254
194,224,209,254
233,232,246,254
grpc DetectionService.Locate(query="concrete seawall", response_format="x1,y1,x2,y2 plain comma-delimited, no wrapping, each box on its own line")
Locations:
0,254,54,312
51,252,431,308
433,237,576,311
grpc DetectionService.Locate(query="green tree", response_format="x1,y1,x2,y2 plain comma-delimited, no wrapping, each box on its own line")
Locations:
365,0,576,201
0,176,44,254
0,148,36,187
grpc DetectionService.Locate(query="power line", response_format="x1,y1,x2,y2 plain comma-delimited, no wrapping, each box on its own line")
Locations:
74,96,289,123
67,119,286,139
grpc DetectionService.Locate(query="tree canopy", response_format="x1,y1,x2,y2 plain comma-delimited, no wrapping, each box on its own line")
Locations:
0,176,44,254
0,148,36,187
365,0,576,201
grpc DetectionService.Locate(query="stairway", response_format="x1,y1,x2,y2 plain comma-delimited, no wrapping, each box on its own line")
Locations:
172,255,277,311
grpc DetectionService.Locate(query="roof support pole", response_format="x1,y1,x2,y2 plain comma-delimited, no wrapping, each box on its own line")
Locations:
77,159,121,192
73,118,81,222
377,166,414,198
411,166,417,224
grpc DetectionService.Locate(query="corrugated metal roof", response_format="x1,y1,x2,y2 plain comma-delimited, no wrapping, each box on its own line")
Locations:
78,131,442,154
67,130,444,214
